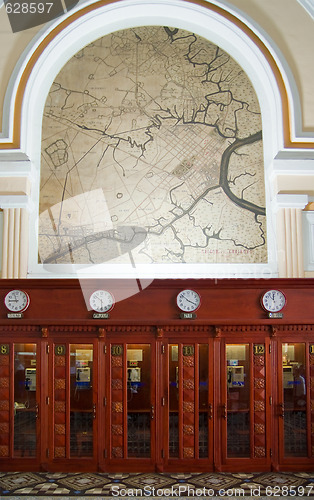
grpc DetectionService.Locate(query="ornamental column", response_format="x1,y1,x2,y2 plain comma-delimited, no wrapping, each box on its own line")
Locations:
0,168,32,278
1,207,29,278
275,194,308,278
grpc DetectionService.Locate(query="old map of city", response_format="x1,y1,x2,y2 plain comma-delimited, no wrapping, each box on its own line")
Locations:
39,26,267,266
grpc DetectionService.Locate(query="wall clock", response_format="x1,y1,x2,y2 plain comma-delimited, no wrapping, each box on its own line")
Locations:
89,290,115,313
176,289,201,312
4,290,30,312
261,289,286,313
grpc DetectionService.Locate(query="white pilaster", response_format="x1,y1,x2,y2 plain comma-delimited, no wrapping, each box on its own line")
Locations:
275,194,309,277
1,207,29,278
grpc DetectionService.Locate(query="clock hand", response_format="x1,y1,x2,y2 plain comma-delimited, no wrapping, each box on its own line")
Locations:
96,295,104,309
185,297,197,306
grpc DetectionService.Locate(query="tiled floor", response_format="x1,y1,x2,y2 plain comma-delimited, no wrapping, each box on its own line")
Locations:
0,471,314,497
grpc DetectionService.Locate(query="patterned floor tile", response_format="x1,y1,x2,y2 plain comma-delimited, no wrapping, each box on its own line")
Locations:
13,484,70,495
254,472,306,488
123,472,176,489
1,471,314,497
232,473,255,479
58,473,111,491
294,472,314,479
0,472,43,490
107,473,131,480
44,473,68,479
168,473,195,481
188,472,238,490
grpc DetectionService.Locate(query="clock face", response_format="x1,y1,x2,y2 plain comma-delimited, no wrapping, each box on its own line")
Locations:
4,290,30,312
261,289,286,313
176,289,201,312
89,290,115,313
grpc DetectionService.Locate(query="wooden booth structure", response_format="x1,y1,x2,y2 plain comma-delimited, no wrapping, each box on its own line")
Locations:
0,278,314,473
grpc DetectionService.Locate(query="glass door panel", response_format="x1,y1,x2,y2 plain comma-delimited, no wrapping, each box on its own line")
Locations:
14,343,37,457
226,344,250,458
169,344,179,458
282,343,307,457
52,341,96,462
70,344,94,457
127,344,151,458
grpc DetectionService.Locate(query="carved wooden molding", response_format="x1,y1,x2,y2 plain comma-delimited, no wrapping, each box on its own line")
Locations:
0,325,41,334
220,325,271,333
105,325,154,334
41,327,48,337
98,327,106,338
160,325,211,334
271,326,278,337
214,326,221,337
49,325,98,334
0,323,313,338
156,327,164,338
279,324,314,333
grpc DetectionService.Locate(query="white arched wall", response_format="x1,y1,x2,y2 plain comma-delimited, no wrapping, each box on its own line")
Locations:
0,0,313,278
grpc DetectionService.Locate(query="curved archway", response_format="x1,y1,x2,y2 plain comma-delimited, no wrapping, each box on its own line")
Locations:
0,0,304,153
1,0,312,278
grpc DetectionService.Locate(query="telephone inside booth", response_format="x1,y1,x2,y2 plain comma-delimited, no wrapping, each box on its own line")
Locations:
227,366,245,388
283,365,294,389
75,366,91,389
25,368,36,391
127,367,141,393
127,349,143,394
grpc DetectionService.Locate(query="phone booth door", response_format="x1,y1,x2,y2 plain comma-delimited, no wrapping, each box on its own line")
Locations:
162,341,214,471
48,341,98,470
105,341,156,471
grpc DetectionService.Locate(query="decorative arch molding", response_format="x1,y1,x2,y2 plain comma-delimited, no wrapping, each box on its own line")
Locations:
0,0,313,279
297,0,314,20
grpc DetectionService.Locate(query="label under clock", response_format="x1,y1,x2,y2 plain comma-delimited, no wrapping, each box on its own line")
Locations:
93,312,110,319
180,312,197,319
268,312,283,319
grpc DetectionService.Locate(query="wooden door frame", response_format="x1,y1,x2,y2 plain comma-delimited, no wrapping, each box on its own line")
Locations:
160,335,215,472
102,332,157,472
45,335,99,472
273,334,314,471
0,336,45,471
217,334,272,472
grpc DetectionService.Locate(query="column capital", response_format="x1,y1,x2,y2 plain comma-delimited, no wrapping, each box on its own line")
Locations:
274,194,309,210
0,195,33,210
